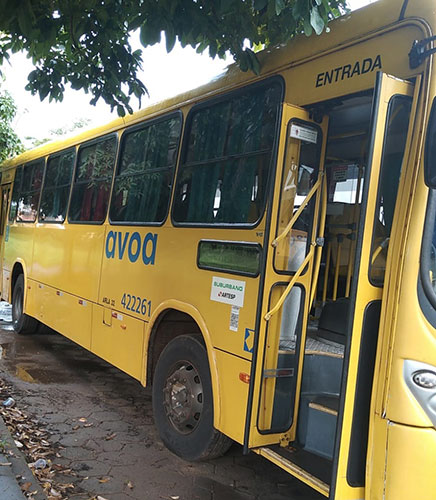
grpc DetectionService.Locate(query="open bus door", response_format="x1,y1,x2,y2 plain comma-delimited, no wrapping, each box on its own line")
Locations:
244,72,420,499
0,169,13,299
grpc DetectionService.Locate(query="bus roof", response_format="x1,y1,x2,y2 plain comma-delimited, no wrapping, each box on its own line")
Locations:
0,0,422,169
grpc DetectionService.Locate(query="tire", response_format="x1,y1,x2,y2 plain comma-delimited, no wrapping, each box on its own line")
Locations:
152,335,232,461
12,274,39,334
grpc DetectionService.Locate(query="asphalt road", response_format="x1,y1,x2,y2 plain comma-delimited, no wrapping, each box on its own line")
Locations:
0,312,324,500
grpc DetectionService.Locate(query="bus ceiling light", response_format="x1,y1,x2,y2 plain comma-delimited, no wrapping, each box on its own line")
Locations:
412,370,436,389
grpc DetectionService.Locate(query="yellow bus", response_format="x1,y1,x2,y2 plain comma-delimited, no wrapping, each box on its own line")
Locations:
1,0,436,497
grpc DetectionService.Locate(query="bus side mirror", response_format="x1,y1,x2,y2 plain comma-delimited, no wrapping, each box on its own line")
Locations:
425,99,436,188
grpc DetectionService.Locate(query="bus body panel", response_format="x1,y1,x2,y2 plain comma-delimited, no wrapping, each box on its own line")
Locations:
31,223,105,303
3,225,35,276
99,225,263,361
1,1,436,498
385,423,436,500
26,278,92,350
91,303,145,380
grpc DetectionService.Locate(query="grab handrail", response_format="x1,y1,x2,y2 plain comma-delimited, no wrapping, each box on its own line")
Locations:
271,174,322,248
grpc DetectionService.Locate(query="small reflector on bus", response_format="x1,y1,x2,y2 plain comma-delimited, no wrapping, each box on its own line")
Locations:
120,324,127,330
239,373,250,384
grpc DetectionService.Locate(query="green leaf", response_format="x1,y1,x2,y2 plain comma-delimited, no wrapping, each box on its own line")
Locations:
246,48,261,75
117,105,126,117
303,18,313,36
165,29,176,52
254,0,268,10
275,0,286,16
310,6,325,35
209,41,217,59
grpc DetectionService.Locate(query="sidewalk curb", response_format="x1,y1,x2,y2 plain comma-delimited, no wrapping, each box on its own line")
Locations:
0,410,47,500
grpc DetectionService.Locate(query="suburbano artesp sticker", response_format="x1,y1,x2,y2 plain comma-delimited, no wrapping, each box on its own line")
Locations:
210,276,246,308
105,231,157,265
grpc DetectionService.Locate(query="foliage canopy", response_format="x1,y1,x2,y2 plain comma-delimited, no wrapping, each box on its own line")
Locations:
0,84,22,162
0,0,347,116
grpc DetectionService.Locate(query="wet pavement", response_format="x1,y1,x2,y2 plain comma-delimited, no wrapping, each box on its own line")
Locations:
0,310,324,500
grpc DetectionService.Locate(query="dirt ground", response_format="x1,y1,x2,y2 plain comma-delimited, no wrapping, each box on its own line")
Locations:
0,315,324,500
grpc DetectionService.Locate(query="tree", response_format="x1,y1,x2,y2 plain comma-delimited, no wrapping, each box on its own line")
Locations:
0,0,347,116
0,83,22,162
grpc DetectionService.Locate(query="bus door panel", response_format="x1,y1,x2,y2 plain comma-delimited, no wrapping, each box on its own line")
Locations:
331,72,418,499
244,73,418,498
246,104,328,449
0,182,11,297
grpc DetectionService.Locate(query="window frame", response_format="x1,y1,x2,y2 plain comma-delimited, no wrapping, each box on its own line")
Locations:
368,93,413,287
13,159,46,224
272,117,323,276
68,133,119,225
171,76,284,229
108,110,183,227
38,147,77,224
196,239,262,277
9,165,23,223
418,97,436,323
420,181,436,310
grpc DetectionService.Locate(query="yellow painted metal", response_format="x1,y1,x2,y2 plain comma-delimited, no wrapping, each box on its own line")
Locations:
255,447,330,497
367,70,436,498
310,175,328,308
92,304,145,380
213,349,251,443
322,241,332,304
272,175,322,249
27,279,92,349
384,423,436,499
332,238,342,302
248,103,328,447
333,74,417,500
0,2,435,499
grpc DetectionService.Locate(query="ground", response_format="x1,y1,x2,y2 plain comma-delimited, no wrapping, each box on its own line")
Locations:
0,312,324,500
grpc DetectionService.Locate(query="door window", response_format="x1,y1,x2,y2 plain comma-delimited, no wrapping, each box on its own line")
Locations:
274,121,322,273
369,95,412,285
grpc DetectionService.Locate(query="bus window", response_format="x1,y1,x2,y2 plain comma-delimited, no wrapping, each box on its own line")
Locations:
9,165,23,222
369,95,412,285
13,160,44,223
274,121,322,273
39,149,75,223
69,136,116,223
110,115,181,224
172,82,282,224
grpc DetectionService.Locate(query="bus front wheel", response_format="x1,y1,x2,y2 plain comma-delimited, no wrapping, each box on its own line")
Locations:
12,275,39,334
152,334,232,461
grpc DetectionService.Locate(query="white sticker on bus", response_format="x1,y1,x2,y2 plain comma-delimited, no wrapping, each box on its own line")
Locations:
290,124,318,144
210,276,246,308
229,305,240,332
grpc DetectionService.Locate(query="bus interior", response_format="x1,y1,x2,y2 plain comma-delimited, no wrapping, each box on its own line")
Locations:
265,87,411,485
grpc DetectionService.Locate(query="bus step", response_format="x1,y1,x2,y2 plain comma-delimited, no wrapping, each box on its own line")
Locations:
254,446,330,497
300,394,339,460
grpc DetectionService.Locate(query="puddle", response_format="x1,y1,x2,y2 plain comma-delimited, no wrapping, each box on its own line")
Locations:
14,365,71,384
0,329,110,385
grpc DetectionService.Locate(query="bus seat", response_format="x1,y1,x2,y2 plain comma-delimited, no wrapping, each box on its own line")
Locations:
316,297,350,345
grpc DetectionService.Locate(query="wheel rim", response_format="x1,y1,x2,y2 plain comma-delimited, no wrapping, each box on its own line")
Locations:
163,360,203,434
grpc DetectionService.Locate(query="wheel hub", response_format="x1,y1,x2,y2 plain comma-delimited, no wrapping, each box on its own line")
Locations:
163,362,203,434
